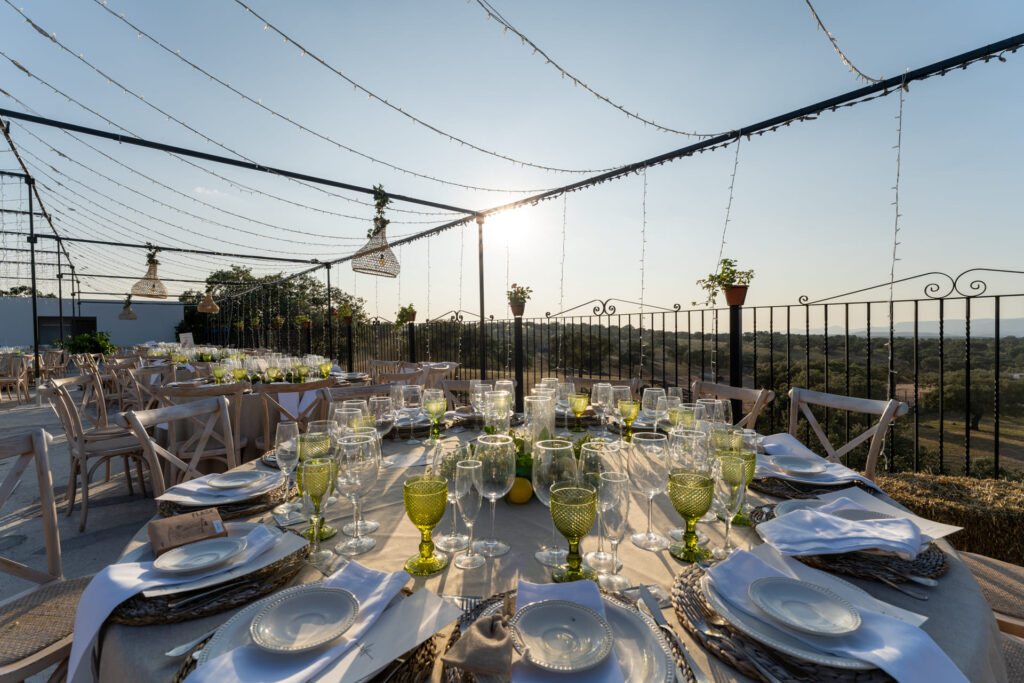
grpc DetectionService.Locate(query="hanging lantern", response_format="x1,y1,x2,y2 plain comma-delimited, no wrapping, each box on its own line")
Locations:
352,184,400,278
131,244,168,299
197,290,220,314
118,295,137,320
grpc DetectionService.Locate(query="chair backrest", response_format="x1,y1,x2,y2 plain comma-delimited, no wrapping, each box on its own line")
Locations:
116,397,237,495
0,429,62,584
691,381,776,430
158,382,248,463
441,379,494,411
568,377,641,395
421,364,457,389
256,380,333,453
376,370,424,386
128,366,174,410
368,360,403,383
787,387,910,481
320,383,398,405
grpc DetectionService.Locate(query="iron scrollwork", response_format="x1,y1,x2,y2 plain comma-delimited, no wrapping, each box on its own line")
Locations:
546,298,682,319
797,268,1024,305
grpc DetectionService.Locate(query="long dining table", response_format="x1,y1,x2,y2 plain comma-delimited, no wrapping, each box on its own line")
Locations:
97,426,1009,682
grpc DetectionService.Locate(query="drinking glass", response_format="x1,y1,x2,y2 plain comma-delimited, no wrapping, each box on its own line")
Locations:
454,460,485,570
597,472,630,591
668,463,715,563
473,434,515,557
318,358,333,379
469,380,489,415
295,361,310,382
307,420,339,531
333,408,364,435
231,361,248,383
400,385,423,444
431,442,472,553
556,382,575,433
568,392,588,432
494,380,515,413
532,440,577,567
423,388,446,444
719,398,734,426
617,394,640,442
299,458,334,569
524,395,555,450
402,474,450,576
580,442,622,573
550,481,597,583
667,386,685,402
667,429,707,542
629,432,671,551
211,362,227,384
342,427,382,536
716,442,757,526
697,398,722,423
483,390,510,433
641,388,667,431
591,382,613,437
272,421,300,515
265,355,281,383
539,377,558,390
335,434,379,556
660,396,681,431
342,399,369,418
369,396,396,466
670,403,700,431
712,455,746,559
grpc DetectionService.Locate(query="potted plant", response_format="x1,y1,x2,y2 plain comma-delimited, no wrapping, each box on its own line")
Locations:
694,258,754,306
233,320,245,331
271,315,285,329
367,184,390,238
338,302,354,325
295,314,311,328
250,315,262,329
507,283,532,317
395,303,416,330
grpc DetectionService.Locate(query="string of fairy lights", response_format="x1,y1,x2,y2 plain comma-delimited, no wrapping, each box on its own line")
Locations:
802,0,883,84
887,77,907,398
636,168,648,380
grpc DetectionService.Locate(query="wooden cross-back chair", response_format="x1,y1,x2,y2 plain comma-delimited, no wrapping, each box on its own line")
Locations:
42,382,147,531
376,370,424,386
441,379,494,411
256,379,333,452
0,355,30,404
0,428,91,683
127,366,174,411
787,387,910,481
420,364,458,389
39,349,69,381
320,383,398,407
368,360,403,383
158,382,249,465
117,396,237,496
691,381,776,431
567,377,641,395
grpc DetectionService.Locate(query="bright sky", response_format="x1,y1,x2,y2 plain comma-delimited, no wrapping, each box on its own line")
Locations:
1,0,1022,323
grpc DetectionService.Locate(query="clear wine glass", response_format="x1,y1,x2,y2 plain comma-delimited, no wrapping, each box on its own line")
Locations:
335,434,379,556
629,432,671,551
400,385,423,444
431,442,472,553
454,460,484,570
597,471,631,591
343,426,382,536
369,396,396,466
641,388,667,431
591,383,613,437
532,439,577,567
581,441,622,573
472,434,515,557
423,388,447,445
697,398,722,423
272,421,300,516
712,455,746,559
556,381,575,433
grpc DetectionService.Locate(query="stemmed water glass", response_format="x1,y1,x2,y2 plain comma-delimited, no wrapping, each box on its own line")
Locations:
423,388,446,444
402,473,450,576
532,440,577,567
272,421,300,516
667,450,715,563
596,472,631,591
667,429,706,542
299,457,334,570
642,388,667,432
469,380,488,419
454,460,484,570
556,382,575,433
370,396,396,466
580,441,622,573
591,383,613,437
568,392,588,432
667,386,685,402
613,386,638,441
431,442,472,553
629,432,671,551
550,480,597,583
231,359,248,383
335,434,379,556
306,420,338,537
318,357,333,379
211,362,227,384
659,396,680,432
712,455,746,559
484,390,510,433
344,427,382,536
333,408,364,435
697,398,723,424
473,434,515,557
400,385,423,444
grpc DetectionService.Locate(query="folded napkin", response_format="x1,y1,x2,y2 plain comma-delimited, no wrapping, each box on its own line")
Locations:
185,561,409,683
512,580,624,683
757,434,882,492
156,471,282,505
68,526,280,683
706,550,967,683
279,389,317,419
387,448,430,468
817,487,962,541
442,613,513,677
756,508,924,559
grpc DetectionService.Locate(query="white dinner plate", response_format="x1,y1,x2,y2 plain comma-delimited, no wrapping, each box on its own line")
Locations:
153,537,247,575
483,595,673,682
748,577,862,636
509,600,613,673
197,583,313,665
774,499,829,517
702,577,874,670
250,585,359,653
206,470,273,490
772,455,827,476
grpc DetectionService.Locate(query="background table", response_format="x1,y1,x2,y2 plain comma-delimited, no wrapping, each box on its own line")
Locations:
99,428,1009,682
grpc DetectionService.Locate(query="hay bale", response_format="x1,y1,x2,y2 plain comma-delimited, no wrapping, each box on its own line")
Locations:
876,472,1024,567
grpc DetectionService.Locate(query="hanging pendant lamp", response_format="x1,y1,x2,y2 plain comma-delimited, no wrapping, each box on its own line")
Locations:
352,185,400,278
131,245,168,299
197,290,220,314
118,296,137,320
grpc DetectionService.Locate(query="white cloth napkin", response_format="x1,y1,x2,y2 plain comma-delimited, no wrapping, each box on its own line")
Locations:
817,487,963,541
758,433,882,492
756,508,924,559
185,561,409,683
278,389,317,418
512,580,624,683
67,526,280,683
387,447,430,468
156,471,281,505
706,550,967,683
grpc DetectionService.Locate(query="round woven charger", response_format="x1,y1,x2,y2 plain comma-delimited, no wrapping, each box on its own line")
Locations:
157,481,297,520
749,504,949,583
672,563,894,682
440,589,695,683
749,476,877,500
172,587,439,683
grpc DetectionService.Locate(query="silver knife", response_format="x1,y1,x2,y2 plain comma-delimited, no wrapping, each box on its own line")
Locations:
639,585,710,683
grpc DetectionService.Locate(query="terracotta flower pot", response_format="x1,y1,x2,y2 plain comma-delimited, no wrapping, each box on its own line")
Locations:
724,285,748,307
303,321,312,328
510,301,526,317
343,315,353,325
408,313,417,323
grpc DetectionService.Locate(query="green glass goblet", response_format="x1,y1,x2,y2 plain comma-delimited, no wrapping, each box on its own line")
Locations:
568,393,588,433
668,470,714,563
550,481,598,583
403,474,450,576
299,458,335,569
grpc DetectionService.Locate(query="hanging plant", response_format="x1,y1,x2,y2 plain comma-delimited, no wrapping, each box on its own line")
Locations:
367,184,391,238
295,314,312,328
507,283,532,317
250,315,262,329
395,303,416,330
338,301,354,324
694,258,754,306
271,315,285,329
233,320,245,331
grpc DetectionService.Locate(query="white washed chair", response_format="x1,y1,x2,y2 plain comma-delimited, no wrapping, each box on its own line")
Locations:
368,359,403,383
421,364,457,389
568,377,641,395
159,382,249,466
787,387,909,481
441,379,494,411
691,380,776,430
0,355,31,404
320,383,398,405
117,396,237,496
0,428,91,683
255,379,333,452
376,370,424,386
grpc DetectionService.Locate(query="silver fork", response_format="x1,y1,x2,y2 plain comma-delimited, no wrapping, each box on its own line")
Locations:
677,598,784,683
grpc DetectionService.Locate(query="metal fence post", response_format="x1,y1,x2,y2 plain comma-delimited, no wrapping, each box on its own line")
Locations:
346,319,355,372
408,322,417,363
729,301,743,421
514,315,524,412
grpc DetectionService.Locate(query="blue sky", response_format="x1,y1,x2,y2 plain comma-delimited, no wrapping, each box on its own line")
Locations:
0,0,1022,324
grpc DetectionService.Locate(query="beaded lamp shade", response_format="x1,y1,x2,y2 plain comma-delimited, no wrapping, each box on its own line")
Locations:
118,303,137,320
352,228,400,278
130,263,168,299
197,291,220,314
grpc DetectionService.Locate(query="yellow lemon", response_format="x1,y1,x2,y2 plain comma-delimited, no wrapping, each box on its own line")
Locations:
505,476,533,504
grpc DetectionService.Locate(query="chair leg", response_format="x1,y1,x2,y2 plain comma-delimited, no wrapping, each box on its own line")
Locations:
104,459,111,482
122,454,134,495
135,456,148,498
46,655,68,683
79,455,90,532
66,458,78,517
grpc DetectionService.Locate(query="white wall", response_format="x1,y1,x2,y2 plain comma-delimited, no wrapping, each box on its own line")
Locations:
0,297,184,347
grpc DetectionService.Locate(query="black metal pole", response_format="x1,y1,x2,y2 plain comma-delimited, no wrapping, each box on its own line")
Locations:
729,302,743,422
408,322,417,364
477,217,486,380
514,315,524,412
346,319,354,372
27,177,41,385
57,258,64,342
325,265,334,362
